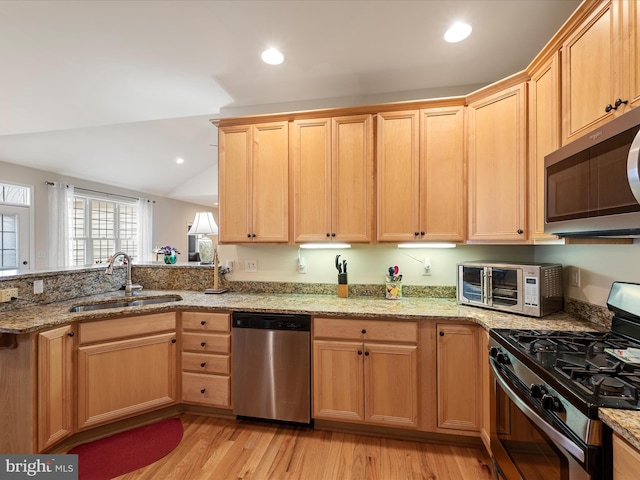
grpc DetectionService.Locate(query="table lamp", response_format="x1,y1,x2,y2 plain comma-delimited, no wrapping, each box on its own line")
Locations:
188,212,227,294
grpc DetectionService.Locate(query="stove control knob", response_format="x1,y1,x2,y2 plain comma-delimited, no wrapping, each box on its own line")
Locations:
530,384,547,398
496,352,510,365
542,394,563,412
489,347,500,358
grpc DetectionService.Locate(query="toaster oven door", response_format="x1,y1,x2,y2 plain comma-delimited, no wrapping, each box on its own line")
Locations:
488,267,522,311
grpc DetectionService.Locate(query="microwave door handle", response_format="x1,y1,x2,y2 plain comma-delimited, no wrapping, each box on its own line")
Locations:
490,360,585,463
627,128,640,204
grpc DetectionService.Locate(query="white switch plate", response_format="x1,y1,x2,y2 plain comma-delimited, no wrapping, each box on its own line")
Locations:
570,267,581,287
245,260,258,272
34,280,44,295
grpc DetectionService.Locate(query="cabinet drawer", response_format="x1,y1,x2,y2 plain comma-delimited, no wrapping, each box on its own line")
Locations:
182,372,230,407
313,317,417,343
182,332,230,354
182,312,230,332
182,352,230,375
79,312,176,344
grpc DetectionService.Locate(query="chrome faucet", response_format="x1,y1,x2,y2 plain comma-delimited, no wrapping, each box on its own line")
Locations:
105,252,143,297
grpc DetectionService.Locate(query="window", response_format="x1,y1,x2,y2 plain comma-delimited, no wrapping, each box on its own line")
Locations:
71,194,138,265
0,183,31,271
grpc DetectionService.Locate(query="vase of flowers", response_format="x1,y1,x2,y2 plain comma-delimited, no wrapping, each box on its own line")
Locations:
157,246,180,264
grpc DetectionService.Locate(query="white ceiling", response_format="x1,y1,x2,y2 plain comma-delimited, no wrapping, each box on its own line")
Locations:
0,0,581,206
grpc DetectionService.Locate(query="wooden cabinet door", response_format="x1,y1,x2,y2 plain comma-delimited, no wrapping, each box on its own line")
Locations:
623,0,640,110
468,83,527,242
218,125,252,243
420,106,465,241
529,53,561,241
291,118,332,242
332,115,374,243
364,343,418,428
312,340,364,422
38,325,74,452
252,121,289,242
436,323,481,432
562,1,620,143
613,433,640,480
376,110,420,242
77,332,177,430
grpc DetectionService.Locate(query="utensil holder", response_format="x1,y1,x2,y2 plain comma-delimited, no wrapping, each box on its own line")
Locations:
386,281,402,300
338,273,348,298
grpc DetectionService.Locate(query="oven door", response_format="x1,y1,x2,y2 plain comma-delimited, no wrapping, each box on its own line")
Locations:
490,361,592,480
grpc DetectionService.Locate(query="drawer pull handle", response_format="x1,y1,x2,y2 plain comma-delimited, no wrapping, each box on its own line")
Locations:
361,329,366,334
201,320,207,325
201,342,206,347
200,388,206,394
67,331,75,337
200,362,206,367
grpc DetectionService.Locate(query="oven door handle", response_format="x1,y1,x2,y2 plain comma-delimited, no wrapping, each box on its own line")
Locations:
490,360,585,463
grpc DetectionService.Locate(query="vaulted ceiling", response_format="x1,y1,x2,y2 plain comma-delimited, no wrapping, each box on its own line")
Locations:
0,0,581,206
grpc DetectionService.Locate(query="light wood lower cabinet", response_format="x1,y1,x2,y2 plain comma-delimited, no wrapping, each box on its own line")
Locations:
312,317,418,429
613,433,640,480
76,313,178,430
180,311,231,408
38,325,75,451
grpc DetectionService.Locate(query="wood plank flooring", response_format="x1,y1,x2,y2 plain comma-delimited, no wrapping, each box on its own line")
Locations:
116,414,493,480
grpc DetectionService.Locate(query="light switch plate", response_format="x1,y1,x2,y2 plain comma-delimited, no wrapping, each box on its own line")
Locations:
245,260,258,272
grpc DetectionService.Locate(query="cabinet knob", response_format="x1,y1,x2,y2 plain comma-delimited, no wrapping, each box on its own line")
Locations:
420,231,425,236
605,103,614,113
517,229,523,235
439,331,444,337
200,342,206,347
326,233,331,237
247,233,251,238
361,329,366,334
357,350,363,355
200,362,206,368
615,98,629,109
414,232,420,237
252,233,256,238
364,351,370,356
331,233,336,237
171,338,177,344
200,388,206,394
67,331,75,337
201,320,207,325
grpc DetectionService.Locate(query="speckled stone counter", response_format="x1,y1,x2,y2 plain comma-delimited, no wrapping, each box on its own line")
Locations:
0,289,601,335
600,409,640,450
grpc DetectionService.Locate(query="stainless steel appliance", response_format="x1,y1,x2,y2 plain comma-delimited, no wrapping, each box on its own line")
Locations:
545,106,640,238
457,261,563,317
232,311,311,424
488,281,640,480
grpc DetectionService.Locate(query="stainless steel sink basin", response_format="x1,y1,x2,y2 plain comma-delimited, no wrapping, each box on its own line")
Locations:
68,295,181,312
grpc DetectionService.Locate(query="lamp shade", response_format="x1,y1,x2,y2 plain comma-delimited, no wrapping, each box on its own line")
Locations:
188,212,218,235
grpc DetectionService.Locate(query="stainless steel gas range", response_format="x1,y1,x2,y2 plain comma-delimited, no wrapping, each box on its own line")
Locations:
488,281,640,480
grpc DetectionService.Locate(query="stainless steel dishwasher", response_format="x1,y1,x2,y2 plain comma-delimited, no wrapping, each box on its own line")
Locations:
232,311,311,424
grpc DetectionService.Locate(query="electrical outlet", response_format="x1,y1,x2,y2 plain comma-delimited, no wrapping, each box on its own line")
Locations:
423,257,431,276
245,260,258,272
34,280,44,295
225,260,234,272
570,267,581,287
298,257,307,274
0,288,18,302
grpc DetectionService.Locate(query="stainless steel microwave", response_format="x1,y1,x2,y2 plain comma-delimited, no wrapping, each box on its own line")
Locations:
457,261,563,317
545,106,640,237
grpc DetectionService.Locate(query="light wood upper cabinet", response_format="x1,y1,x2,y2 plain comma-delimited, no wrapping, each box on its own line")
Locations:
38,325,74,452
436,323,482,432
467,82,527,242
377,107,464,242
562,0,624,144
291,115,373,243
622,0,640,110
219,121,289,243
529,53,561,241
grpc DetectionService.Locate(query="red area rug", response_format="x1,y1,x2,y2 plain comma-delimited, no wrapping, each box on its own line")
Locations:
68,418,183,480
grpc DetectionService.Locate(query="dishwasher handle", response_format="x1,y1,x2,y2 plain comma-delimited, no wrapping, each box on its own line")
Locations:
231,312,311,331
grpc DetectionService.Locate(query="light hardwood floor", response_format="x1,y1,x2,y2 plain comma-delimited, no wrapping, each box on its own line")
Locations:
116,414,493,479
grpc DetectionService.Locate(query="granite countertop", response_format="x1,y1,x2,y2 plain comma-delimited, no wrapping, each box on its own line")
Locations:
3,289,638,450
0,289,601,335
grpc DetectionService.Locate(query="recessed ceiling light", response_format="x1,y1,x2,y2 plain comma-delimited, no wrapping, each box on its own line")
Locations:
261,48,284,65
444,22,472,43
176,158,184,164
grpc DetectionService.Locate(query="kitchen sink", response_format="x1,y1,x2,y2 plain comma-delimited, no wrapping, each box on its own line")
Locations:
68,295,182,312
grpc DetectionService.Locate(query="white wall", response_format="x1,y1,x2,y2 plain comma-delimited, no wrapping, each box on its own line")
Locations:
217,244,535,286
0,160,210,269
535,242,640,307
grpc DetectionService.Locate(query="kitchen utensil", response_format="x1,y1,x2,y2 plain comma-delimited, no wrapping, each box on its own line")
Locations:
336,255,342,273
